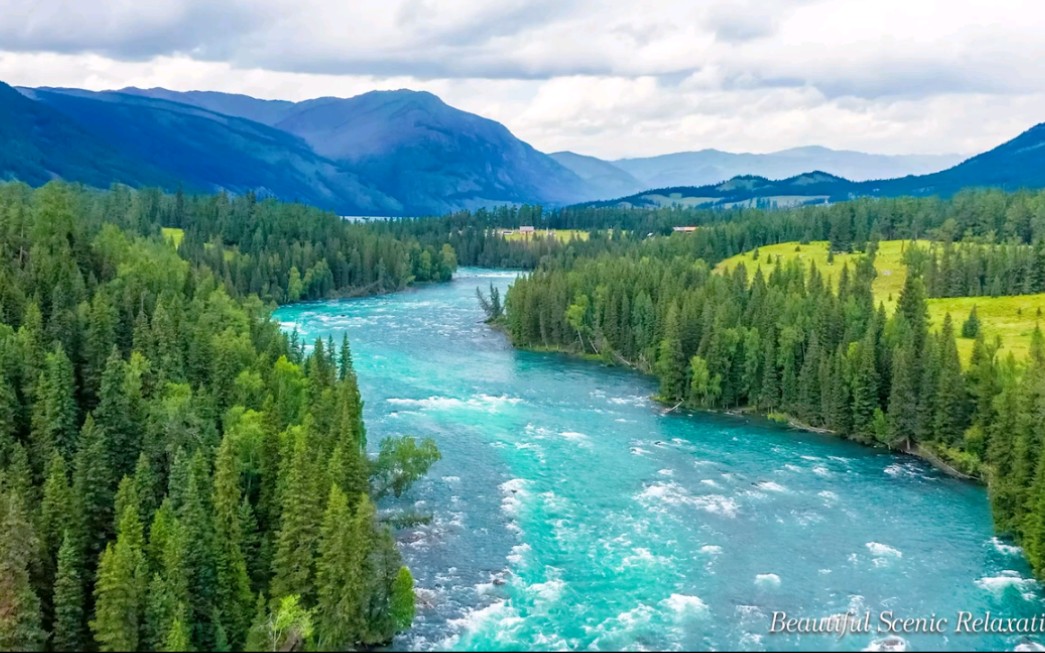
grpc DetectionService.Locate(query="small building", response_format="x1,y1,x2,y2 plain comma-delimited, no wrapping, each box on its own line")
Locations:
519,225,536,233
672,226,698,232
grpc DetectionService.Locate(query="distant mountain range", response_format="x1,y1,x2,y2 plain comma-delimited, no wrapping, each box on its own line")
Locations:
550,148,963,200
2,82,590,215
582,123,1045,210
0,79,1041,215
610,147,960,187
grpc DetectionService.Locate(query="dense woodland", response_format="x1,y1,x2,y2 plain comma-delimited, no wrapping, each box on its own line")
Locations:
493,189,1045,579
0,181,443,651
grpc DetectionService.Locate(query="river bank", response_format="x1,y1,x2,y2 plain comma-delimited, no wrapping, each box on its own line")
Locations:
505,333,988,485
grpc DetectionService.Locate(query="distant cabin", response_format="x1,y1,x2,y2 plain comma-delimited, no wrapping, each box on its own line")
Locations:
672,226,698,232
519,226,536,233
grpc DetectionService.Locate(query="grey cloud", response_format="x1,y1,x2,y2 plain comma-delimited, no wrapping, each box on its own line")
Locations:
0,1,259,61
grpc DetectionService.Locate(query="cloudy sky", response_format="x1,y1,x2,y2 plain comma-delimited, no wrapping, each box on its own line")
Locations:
1,0,1042,158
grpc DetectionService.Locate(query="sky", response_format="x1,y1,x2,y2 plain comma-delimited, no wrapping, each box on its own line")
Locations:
1,0,1043,159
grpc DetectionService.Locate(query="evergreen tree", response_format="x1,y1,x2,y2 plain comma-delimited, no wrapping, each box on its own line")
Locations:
656,304,687,402
851,335,880,438
886,345,918,448
935,315,969,446
165,617,193,653
962,305,982,338
94,350,137,483
52,531,85,652
390,566,416,633
29,346,78,473
72,414,113,560
212,433,253,648
270,428,322,602
314,486,366,648
90,499,146,652
0,491,45,651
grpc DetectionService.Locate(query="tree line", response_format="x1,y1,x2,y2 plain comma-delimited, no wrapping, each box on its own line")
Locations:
383,187,1045,274
0,181,441,651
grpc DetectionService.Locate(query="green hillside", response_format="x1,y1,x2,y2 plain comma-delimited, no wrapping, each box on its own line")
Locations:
717,240,1045,361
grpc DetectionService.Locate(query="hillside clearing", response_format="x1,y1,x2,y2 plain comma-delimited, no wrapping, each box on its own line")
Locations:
162,227,184,248
502,228,590,242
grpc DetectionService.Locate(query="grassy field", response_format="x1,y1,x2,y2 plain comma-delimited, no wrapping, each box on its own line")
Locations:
161,227,184,248
716,240,1045,362
503,228,589,242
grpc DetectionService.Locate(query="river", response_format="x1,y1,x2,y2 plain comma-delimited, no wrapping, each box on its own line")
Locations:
273,268,1045,652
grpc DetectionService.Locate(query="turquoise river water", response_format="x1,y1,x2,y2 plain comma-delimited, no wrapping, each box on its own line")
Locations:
274,268,1045,651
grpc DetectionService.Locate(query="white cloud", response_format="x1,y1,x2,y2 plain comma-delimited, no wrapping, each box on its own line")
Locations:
1,0,1044,158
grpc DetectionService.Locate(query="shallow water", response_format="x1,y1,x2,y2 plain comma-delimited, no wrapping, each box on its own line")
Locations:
274,268,1045,651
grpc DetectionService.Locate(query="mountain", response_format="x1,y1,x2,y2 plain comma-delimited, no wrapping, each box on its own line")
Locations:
274,91,592,214
121,87,595,214
0,82,175,189
119,87,297,125
6,80,1045,215
585,123,1045,210
548,151,645,199
585,171,857,210
19,86,401,214
611,147,963,189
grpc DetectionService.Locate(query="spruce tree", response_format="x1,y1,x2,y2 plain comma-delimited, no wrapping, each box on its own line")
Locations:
165,617,193,653
177,451,219,650
94,349,137,483
0,491,45,651
90,497,146,652
935,315,969,446
314,485,366,648
850,334,880,438
52,531,85,652
29,346,78,473
887,344,919,449
212,433,253,648
39,451,72,564
390,567,416,632
656,304,687,403
72,414,113,559
270,428,322,602
961,305,981,338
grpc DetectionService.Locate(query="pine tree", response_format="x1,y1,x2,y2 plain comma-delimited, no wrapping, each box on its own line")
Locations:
84,291,117,408
758,332,779,410
935,315,969,446
390,567,415,632
314,485,366,648
164,617,193,653
961,305,982,338
94,349,137,483
270,428,322,602
244,594,268,652
39,451,72,563
212,433,253,649
656,304,687,402
177,451,219,650
887,344,918,448
796,334,822,424
90,497,146,652
0,491,45,651
29,346,78,473
52,531,85,652
72,414,113,559
851,334,880,438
